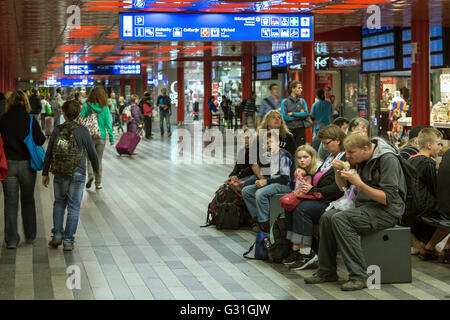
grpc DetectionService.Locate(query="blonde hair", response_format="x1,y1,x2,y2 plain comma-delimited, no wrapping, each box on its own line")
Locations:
130,94,139,103
418,128,443,150
6,90,31,113
343,132,372,149
295,145,318,175
119,96,125,103
257,110,292,139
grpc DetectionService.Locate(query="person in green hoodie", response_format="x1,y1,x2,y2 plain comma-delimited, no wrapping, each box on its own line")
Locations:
79,86,114,190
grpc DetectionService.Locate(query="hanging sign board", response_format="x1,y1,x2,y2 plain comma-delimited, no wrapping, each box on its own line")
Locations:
120,13,313,41
64,64,141,76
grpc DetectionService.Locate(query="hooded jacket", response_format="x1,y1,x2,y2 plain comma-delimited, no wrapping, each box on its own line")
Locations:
437,149,450,219
80,102,114,143
354,137,407,219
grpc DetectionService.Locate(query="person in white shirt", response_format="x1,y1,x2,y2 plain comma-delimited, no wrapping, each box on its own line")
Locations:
40,95,50,129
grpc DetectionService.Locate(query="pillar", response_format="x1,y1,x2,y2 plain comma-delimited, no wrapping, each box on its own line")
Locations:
120,78,125,97
302,42,315,143
241,43,253,101
0,51,4,92
204,48,212,128
142,69,148,95
177,62,184,124
130,78,136,95
411,3,430,127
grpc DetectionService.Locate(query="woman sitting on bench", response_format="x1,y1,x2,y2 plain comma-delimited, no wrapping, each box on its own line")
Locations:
282,125,346,271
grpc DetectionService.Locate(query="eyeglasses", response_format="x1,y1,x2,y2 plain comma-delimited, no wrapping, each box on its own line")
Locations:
323,140,335,146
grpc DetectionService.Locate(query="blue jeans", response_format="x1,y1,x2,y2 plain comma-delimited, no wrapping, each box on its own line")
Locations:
243,175,258,188
53,109,61,127
160,111,171,134
52,172,86,245
242,182,292,223
287,199,329,246
2,160,37,246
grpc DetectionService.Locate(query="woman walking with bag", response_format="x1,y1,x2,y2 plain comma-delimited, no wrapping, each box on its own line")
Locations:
281,81,312,147
127,94,143,135
0,90,46,249
79,86,114,190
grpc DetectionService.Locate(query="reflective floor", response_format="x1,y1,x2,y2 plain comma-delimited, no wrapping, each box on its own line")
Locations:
0,127,449,300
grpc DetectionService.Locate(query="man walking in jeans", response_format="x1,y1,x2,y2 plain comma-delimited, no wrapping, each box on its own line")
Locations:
43,100,100,251
157,88,172,137
304,133,406,291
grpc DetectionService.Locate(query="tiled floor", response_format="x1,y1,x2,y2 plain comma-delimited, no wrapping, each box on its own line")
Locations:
0,126,449,300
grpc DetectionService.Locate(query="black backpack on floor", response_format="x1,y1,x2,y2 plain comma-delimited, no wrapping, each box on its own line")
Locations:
267,213,292,263
202,183,251,230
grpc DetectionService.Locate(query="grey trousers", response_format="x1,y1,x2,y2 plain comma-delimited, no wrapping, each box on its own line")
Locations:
87,138,106,187
317,206,397,281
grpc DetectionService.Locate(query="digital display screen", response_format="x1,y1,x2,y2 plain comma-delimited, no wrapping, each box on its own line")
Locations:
120,13,314,41
362,45,395,60
257,55,271,63
45,78,94,87
272,50,293,67
403,39,443,55
403,27,442,42
363,58,395,72
362,26,393,36
257,62,272,71
64,64,141,76
362,32,394,48
256,70,272,80
403,53,444,69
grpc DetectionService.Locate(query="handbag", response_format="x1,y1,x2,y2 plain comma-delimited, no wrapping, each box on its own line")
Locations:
24,115,45,171
280,191,324,212
280,192,302,212
78,104,100,138
303,115,314,128
0,136,8,180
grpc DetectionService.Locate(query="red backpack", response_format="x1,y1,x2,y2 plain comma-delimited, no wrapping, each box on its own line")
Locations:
143,103,153,116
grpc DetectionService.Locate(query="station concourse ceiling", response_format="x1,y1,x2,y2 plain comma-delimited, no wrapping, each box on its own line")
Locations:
0,0,449,82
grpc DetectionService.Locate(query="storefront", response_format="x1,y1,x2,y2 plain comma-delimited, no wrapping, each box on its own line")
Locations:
361,26,450,145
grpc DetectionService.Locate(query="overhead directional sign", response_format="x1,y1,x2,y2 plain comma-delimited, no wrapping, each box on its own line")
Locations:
120,13,314,41
45,78,94,87
64,64,141,76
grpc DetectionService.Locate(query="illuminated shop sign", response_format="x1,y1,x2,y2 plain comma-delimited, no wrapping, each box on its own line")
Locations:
120,13,313,41
64,64,141,76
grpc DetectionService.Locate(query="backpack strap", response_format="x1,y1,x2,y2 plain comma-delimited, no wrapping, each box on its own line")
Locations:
264,97,277,110
29,115,33,135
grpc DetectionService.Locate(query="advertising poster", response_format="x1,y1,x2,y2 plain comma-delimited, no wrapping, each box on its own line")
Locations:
358,94,369,119
315,73,333,100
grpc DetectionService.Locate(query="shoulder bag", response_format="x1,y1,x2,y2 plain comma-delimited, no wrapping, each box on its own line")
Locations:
78,104,100,138
24,115,46,171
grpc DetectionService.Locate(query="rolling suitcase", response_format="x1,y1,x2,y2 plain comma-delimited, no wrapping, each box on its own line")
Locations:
45,116,54,137
116,132,140,156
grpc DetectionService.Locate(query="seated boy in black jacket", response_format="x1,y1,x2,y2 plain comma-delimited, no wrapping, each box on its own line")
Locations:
407,128,449,261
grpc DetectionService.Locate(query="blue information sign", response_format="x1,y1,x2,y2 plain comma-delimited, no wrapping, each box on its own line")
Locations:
64,64,141,76
272,50,293,67
45,78,95,87
120,13,313,41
